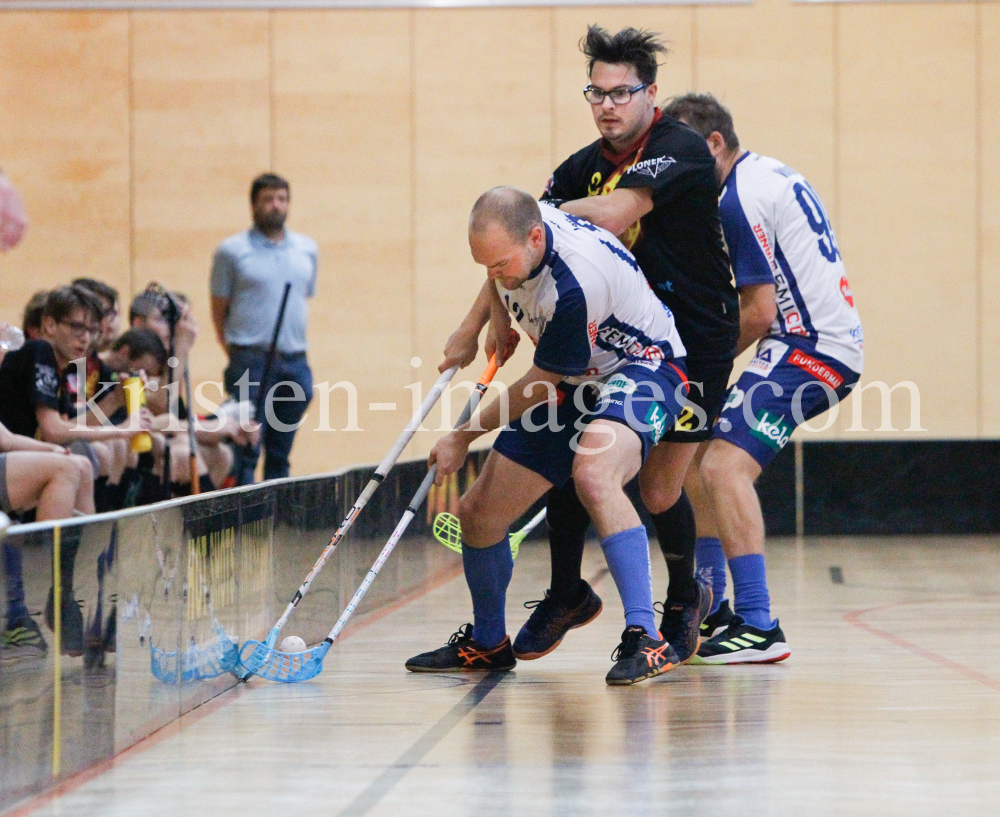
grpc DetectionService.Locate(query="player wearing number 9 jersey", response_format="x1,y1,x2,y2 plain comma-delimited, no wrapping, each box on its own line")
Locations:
664,93,864,664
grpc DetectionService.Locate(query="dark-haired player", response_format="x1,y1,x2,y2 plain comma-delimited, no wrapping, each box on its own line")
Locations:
518,26,739,664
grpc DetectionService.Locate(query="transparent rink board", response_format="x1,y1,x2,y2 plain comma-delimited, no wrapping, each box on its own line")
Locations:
5,533,998,817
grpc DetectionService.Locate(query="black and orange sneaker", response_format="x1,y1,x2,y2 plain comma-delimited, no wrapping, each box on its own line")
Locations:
513,582,603,660
605,625,677,686
405,624,516,673
656,579,712,665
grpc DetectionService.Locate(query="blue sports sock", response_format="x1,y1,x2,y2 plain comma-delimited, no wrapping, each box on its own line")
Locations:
728,553,774,630
600,526,657,635
695,536,728,615
462,536,514,649
3,543,29,626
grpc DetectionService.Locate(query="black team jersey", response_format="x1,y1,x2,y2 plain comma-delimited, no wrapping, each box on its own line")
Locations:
542,110,739,362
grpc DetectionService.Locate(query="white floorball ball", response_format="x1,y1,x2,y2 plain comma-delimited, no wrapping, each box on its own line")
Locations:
279,635,307,653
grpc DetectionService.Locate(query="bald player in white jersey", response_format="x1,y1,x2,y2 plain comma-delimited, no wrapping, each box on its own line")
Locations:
662,94,864,664
406,188,691,685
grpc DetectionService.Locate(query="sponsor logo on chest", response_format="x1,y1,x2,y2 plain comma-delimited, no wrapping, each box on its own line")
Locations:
627,156,676,179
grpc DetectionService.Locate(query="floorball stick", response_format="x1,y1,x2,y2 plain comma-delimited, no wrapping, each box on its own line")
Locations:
432,507,545,560
240,356,499,683
237,362,462,677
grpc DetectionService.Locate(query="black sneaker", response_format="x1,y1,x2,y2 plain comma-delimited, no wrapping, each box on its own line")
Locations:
657,580,712,665
45,588,84,657
513,582,603,660
1,615,48,659
405,624,516,673
700,599,735,638
605,625,677,686
693,615,791,664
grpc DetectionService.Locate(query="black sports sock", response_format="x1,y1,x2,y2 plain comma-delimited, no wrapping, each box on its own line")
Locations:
198,474,214,494
547,479,592,605
653,490,698,605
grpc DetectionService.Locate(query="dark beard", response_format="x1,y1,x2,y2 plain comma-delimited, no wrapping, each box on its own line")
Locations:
255,211,286,233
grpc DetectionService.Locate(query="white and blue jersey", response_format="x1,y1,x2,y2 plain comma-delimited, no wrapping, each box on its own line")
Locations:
491,204,689,486
720,153,863,374
498,204,686,383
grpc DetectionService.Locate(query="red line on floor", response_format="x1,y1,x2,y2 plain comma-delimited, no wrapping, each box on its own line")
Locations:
2,562,465,817
844,599,1000,693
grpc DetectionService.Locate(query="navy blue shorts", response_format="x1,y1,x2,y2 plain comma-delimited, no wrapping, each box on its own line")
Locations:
712,340,860,469
493,359,688,488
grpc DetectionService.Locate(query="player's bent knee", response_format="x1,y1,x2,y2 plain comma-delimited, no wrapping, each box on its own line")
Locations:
700,442,750,493
638,475,682,516
570,458,611,511
457,491,494,546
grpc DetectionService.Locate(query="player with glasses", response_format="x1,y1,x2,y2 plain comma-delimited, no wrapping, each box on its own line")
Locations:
582,82,649,106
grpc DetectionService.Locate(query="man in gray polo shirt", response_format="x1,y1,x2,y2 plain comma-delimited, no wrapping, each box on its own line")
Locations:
210,173,317,484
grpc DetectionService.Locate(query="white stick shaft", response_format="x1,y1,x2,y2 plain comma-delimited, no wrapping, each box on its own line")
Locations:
268,366,458,633
520,508,547,536
327,465,437,644
324,362,494,644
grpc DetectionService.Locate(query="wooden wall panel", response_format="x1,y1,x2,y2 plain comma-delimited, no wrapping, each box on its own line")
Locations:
130,10,271,397
553,8,695,168
411,8,553,459
272,10,412,472
837,4,977,438
696,0,835,210
980,4,1000,435
0,12,130,326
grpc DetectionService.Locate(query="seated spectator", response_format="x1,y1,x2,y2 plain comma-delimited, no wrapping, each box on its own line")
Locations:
2,419,95,658
73,278,121,353
129,288,250,494
0,286,150,511
22,290,47,341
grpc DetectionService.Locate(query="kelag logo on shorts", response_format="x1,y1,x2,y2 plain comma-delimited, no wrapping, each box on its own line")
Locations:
752,412,791,450
645,403,668,441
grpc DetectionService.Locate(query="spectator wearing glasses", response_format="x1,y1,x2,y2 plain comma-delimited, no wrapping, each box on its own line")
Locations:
22,290,47,341
0,286,150,511
210,173,316,484
492,26,737,666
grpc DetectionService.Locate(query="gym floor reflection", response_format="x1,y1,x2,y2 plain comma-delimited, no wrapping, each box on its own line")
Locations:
10,535,1000,817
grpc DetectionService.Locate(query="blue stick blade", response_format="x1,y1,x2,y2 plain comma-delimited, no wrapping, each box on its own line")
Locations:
239,639,330,683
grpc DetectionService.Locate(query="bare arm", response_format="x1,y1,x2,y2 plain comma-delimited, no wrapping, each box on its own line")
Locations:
0,423,66,454
735,283,778,355
558,187,654,238
210,296,229,351
438,280,495,372
35,406,142,446
428,364,564,482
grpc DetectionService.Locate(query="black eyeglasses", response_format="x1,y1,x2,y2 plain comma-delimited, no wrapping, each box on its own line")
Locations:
58,319,98,338
583,83,649,106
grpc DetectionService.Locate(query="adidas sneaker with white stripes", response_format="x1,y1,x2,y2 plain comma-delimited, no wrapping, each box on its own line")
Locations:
692,615,791,665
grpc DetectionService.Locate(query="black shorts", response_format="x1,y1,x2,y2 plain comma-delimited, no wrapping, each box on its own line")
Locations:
658,356,733,443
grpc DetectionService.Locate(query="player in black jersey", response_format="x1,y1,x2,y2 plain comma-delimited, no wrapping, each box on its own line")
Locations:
512,26,740,665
